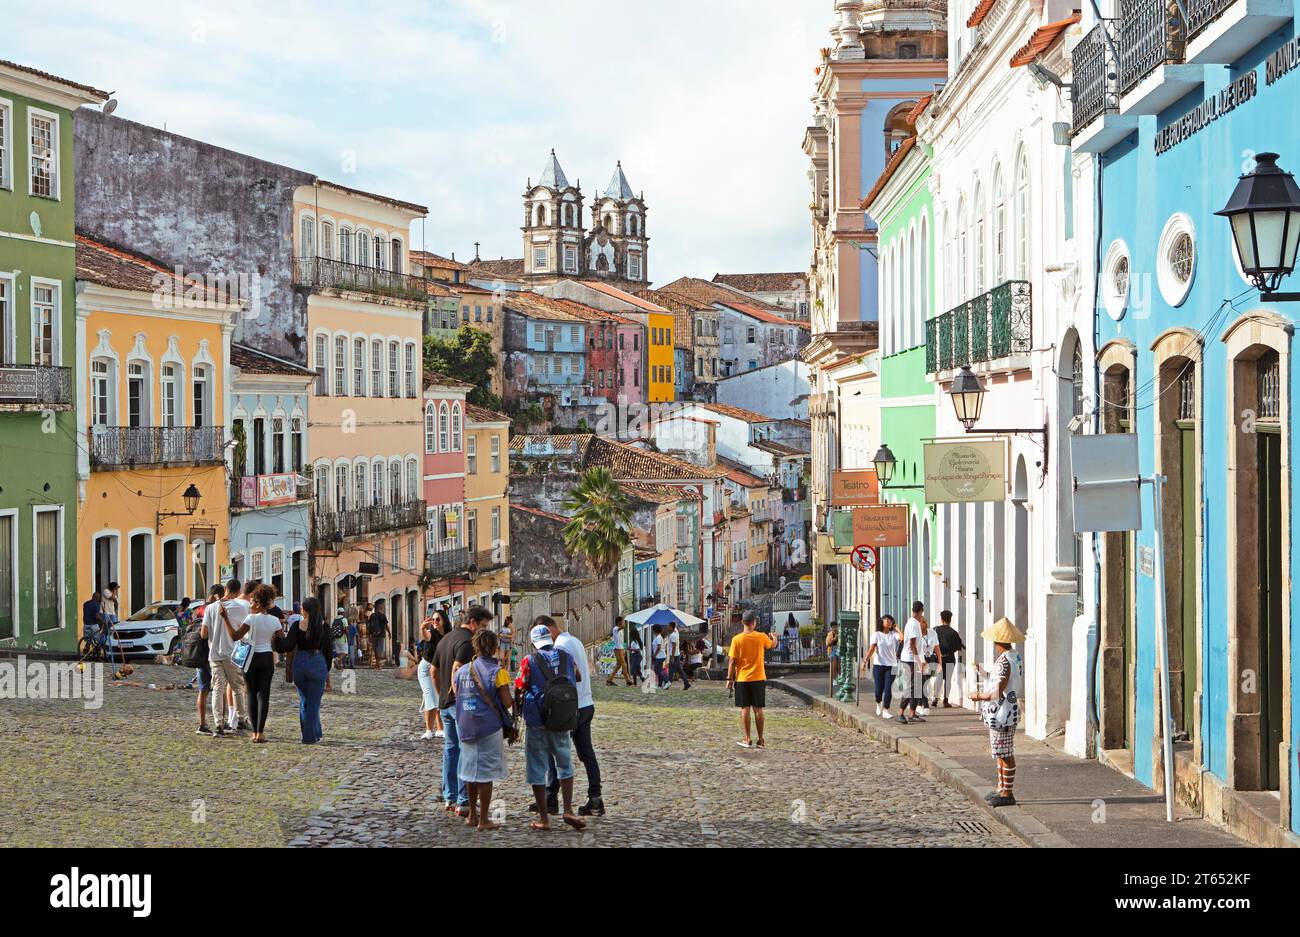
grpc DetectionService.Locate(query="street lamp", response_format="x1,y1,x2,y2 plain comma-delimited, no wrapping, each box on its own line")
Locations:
466,562,479,584
156,483,202,532
1216,151,1300,300
946,364,1049,473
871,443,925,491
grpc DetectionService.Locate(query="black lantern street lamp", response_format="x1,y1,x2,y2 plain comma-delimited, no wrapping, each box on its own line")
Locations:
156,483,203,532
871,444,896,485
1217,152,1300,300
946,364,1050,474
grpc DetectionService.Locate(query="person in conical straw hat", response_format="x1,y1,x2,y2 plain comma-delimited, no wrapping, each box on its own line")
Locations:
970,617,1025,807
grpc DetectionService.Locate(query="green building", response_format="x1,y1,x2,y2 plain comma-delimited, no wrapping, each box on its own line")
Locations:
0,61,107,652
863,137,937,617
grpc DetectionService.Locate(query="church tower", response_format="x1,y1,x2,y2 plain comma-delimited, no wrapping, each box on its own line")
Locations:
522,149,584,280
587,161,648,284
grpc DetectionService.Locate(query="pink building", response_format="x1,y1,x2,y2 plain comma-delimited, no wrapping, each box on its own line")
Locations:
422,372,472,618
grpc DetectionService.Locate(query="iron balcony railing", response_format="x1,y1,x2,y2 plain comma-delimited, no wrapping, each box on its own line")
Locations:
1118,0,1186,96
315,499,427,541
425,545,471,578
1185,0,1237,40
91,425,225,468
1072,21,1119,133
925,280,1032,374
293,256,432,302
461,546,509,571
0,364,74,408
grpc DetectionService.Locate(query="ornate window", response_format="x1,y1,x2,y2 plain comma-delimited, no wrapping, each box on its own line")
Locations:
1014,151,1030,280
1157,213,1197,307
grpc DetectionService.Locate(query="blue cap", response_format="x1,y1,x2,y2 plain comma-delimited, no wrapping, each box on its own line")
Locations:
530,623,554,648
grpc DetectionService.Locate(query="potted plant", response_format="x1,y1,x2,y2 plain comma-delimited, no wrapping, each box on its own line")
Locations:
798,625,815,648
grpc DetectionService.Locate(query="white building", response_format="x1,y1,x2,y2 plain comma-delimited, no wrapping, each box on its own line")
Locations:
713,360,811,421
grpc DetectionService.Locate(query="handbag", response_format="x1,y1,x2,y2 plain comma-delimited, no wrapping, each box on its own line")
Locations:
231,639,253,674
470,660,519,744
981,692,1018,731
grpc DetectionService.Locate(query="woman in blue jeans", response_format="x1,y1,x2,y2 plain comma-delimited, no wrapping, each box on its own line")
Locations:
863,615,900,720
279,596,333,743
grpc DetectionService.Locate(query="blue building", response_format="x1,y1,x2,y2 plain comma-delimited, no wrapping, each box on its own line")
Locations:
1072,1,1300,842
502,296,588,408
634,550,659,607
228,344,316,605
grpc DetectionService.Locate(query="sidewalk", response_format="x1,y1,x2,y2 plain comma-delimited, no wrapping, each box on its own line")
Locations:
775,672,1250,848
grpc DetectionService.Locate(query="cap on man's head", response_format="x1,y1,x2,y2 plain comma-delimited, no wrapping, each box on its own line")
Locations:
530,623,554,648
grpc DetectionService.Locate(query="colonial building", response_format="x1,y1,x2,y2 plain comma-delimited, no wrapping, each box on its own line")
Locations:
0,61,106,652
421,372,471,628
463,403,511,617
712,272,811,320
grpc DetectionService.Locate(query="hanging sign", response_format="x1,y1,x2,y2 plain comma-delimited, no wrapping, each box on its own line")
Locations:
923,439,1007,503
851,504,908,548
831,469,879,505
1070,434,1143,532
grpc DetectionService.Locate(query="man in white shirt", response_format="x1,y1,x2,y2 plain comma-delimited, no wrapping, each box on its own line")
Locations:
607,617,632,686
917,617,943,716
203,578,251,736
547,617,605,817
665,622,691,689
898,601,928,724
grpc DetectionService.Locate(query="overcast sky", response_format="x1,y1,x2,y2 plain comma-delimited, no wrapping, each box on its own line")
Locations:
8,0,829,283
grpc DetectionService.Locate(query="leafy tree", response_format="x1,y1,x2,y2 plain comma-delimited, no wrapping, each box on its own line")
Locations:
562,467,632,579
423,326,502,411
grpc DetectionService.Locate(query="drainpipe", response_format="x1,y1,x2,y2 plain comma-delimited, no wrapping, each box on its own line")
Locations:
1088,151,1106,745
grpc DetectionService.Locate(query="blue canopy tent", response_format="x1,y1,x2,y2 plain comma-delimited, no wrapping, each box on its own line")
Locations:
625,603,706,690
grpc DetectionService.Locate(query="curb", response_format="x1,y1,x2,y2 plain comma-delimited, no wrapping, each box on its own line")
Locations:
773,678,1073,849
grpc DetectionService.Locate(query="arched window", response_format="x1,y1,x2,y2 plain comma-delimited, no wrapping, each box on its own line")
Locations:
958,197,969,301
879,247,890,354
438,402,449,452
320,221,334,260
424,403,436,453
942,210,952,310
1015,150,1029,280
357,230,371,267
339,224,353,264
371,459,384,506
391,237,402,274
333,335,347,396
992,169,1006,284
908,225,918,348
313,334,328,396
354,461,367,510
374,234,388,271
389,460,401,506
353,337,366,396
973,182,985,294
370,339,383,396
406,458,419,502
451,403,462,452
919,215,929,333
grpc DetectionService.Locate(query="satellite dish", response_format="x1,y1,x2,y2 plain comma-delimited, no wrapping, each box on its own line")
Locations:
102,97,118,115
29,212,42,239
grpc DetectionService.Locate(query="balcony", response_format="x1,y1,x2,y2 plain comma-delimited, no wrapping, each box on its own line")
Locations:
471,546,510,572
232,472,308,510
1184,0,1291,65
315,499,427,542
0,365,73,411
425,545,471,578
925,281,1031,377
91,425,225,469
782,484,807,504
1117,0,1202,115
294,256,432,303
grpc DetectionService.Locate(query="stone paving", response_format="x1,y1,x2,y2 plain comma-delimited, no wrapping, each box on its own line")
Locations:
0,660,1019,847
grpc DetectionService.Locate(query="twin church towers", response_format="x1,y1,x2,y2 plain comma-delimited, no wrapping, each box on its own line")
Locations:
520,150,649,286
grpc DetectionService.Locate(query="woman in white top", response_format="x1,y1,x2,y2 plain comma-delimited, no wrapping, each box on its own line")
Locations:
239,583,284,743
863,615,901,719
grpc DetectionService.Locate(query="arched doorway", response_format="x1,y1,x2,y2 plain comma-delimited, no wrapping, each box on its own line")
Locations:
1152,328,1202,743
1097,342,1136,752
1223,313,1290,793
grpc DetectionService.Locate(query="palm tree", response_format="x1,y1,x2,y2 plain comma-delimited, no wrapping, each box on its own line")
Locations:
562,467,633,579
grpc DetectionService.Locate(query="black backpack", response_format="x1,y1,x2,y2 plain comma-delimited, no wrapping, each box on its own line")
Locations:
179,620,208,668
530,650,579,732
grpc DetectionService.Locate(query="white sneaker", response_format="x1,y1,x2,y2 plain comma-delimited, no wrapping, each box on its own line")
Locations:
420,730,434,740
874,703,882,716
881,710,893,720
917,706,931,716
434,730,445,738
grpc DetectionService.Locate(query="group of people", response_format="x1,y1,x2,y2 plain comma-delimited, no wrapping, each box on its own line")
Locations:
416,605,604,833
183,579,335,745
861,600,1025,806
324,600,390,669
605,617,710,689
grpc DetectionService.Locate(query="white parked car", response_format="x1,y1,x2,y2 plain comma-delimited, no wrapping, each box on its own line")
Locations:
107,600,202,660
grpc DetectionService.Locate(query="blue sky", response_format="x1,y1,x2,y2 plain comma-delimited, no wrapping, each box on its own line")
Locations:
8,0,829,283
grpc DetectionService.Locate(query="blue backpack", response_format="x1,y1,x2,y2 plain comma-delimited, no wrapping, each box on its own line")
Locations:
530,650,579,732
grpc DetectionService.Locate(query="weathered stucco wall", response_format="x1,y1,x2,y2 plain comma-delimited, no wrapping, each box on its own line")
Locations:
74,110,315,362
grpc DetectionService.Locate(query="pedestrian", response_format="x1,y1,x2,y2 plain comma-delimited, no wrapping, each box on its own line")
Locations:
897,601,928,724
863,615,900,719
357,602,372,667
970,618,1025,807
454,628,515,831
202,578,251,737
628,629,643,685
684,631,707,682
780,614,796,663
546,616,604,816
278,595,332,744
417,613,445,740
242,583,284,744
82,588,108,654
726,610,776,748
188,586,219,734
101,582,120,629
514,618,586,832
918,612,942,716
345,612,359,669
650,624,668,686
932,610,966,707
825,622,840,684
607,616,632,686
369,602,389,668
433,604,491,817
330,605,349,668
665,621,691,690
498,615,514,670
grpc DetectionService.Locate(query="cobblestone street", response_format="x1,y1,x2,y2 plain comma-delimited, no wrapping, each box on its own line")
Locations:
0,662,1018,848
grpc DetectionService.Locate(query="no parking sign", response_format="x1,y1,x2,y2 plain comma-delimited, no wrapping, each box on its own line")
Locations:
850,545,877,573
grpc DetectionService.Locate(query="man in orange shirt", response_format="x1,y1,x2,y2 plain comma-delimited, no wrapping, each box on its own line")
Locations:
726,610,776,748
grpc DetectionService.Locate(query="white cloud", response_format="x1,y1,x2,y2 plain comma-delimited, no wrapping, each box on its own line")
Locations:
8,0,831,282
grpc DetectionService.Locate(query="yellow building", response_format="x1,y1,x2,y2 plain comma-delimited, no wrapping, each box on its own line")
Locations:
462,404,511,616
295,181,429,647
75,236,238,618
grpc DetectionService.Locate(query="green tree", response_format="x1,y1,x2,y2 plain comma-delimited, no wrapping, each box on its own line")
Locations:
423,326,502,411
562,467,633,579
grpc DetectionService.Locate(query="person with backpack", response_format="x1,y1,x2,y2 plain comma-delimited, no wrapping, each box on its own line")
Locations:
183,584,222,735
514,617,586,832
432,605,490,816
545,615,604,817
369,602,389,668
453,628,516,831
